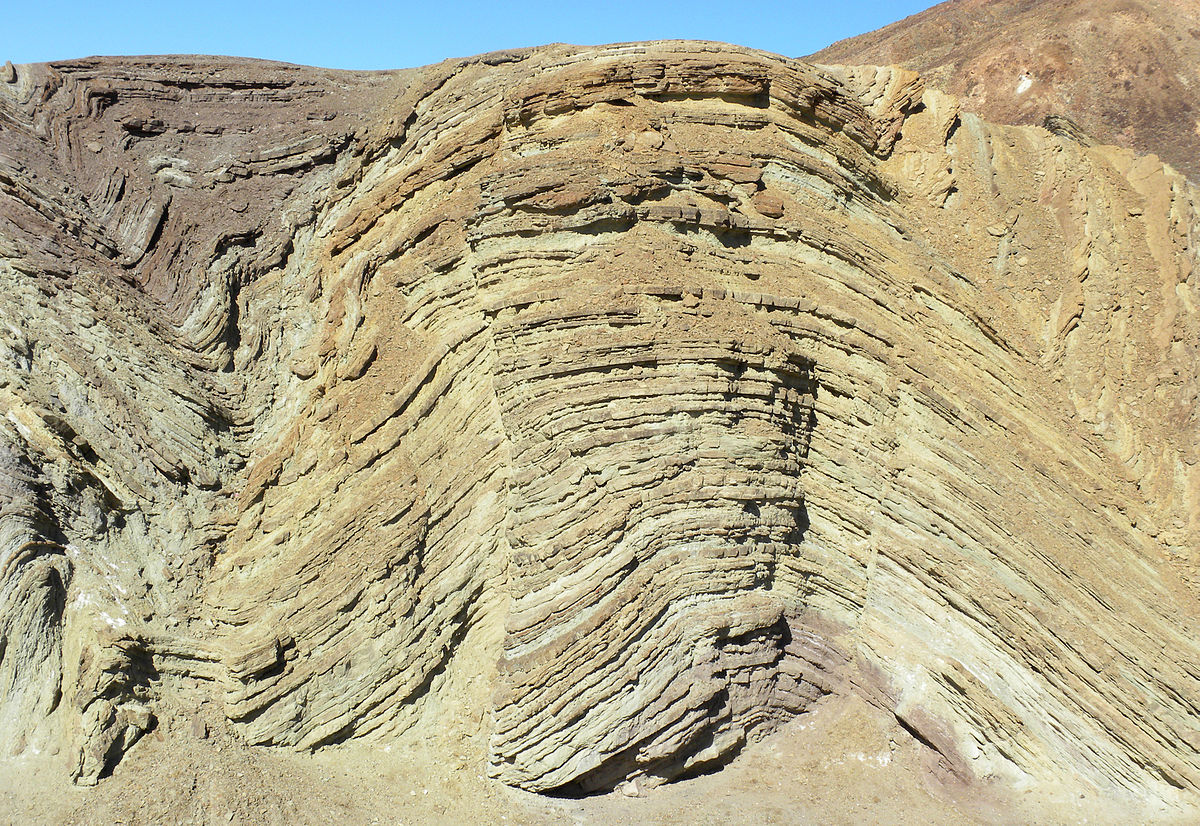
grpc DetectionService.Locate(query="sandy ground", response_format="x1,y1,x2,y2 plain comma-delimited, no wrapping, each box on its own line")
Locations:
3,691,1190,826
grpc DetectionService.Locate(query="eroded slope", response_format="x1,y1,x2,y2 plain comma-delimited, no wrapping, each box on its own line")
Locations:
813,0,1200,180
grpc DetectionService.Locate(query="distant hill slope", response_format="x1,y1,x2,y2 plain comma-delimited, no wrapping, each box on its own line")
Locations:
812,0,1200,179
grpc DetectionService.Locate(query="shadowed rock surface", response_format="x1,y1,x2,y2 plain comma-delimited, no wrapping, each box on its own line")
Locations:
1,42,1199,814
812,0,1200,180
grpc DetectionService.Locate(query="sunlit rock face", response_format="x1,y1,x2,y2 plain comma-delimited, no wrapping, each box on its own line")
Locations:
2,42,1199,803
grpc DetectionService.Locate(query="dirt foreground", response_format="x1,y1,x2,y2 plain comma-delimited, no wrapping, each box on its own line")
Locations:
3,693,1188,826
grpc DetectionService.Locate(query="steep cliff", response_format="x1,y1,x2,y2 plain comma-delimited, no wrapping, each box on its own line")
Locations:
1,43,1198,810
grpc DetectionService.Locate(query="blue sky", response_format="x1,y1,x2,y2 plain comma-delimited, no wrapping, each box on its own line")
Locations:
4,0,936,70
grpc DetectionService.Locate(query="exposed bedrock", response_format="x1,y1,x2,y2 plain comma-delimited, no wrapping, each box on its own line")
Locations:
1,43,1199,803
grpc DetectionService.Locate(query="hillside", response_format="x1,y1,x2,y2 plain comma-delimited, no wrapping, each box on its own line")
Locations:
813,0,1200,179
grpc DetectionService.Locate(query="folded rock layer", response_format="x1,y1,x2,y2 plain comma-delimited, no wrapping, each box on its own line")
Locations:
1,43,1198,803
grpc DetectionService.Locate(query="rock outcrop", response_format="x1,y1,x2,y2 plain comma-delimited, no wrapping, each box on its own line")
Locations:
1,43,1199,806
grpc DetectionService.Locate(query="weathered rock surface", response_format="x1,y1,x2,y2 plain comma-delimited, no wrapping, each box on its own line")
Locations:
812,0,1200,181
1,42,1199,808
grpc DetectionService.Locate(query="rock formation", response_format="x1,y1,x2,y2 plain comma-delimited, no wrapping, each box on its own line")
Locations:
812,0,1200,181
1,42,1199,807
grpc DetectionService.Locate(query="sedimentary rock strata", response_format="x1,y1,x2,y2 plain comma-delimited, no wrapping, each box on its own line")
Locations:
1,42,1199,805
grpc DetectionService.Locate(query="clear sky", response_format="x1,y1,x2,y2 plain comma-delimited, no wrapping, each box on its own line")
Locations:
4,0,936,70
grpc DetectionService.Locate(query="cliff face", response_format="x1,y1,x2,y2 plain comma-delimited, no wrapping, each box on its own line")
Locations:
1,43,1199,804
812,0,1200,181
